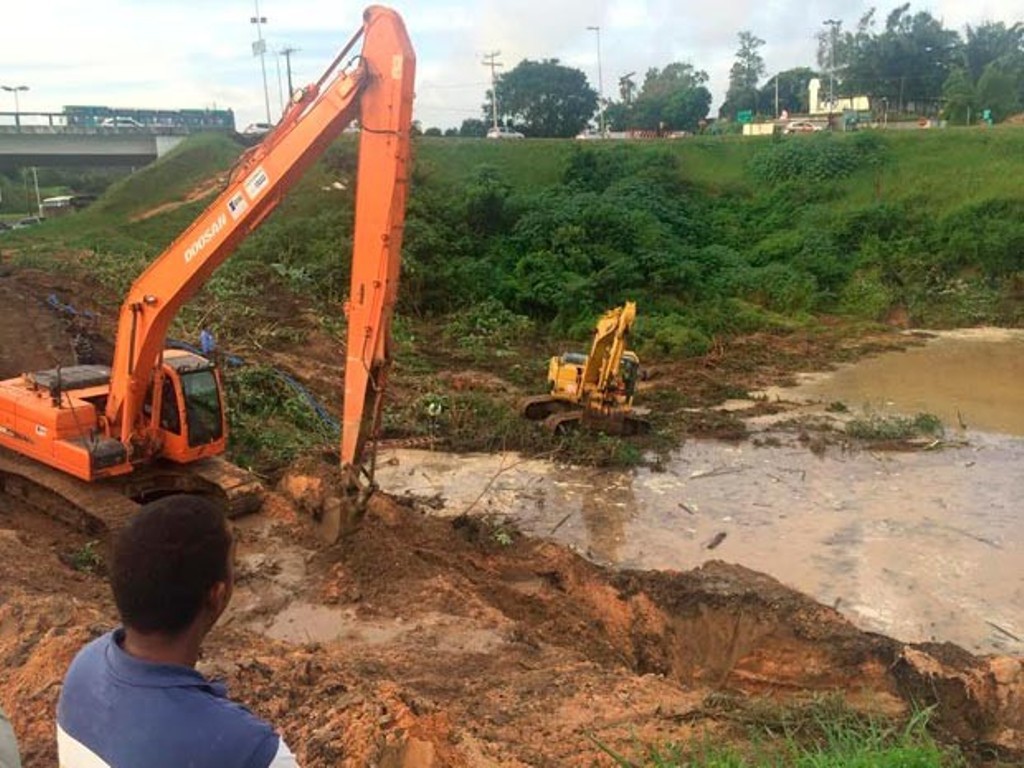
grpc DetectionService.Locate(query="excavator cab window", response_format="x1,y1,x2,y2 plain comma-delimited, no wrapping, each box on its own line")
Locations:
159,376,182,435
180,369,223,447
620,356,640,400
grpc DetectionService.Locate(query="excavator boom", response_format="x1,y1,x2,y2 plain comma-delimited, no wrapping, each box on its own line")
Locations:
579,302,637,399
106,6,415,480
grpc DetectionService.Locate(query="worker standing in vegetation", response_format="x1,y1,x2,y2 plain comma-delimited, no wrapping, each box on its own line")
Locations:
55,496,299,767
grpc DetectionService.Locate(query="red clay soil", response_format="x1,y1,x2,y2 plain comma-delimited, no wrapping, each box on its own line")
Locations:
2,483,1022,768
1,251,1021,767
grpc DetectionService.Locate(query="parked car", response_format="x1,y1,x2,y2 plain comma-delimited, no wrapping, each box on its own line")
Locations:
0,221,12,232
486,127,525,139
100,117,144,128
12,216,42,229
783,120,823,134
575,129,602,140
243,122,273,136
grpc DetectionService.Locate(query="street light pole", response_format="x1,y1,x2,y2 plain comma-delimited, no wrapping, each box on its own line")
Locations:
1,85,29,131
587,25,605,136
822,19,841,114
250,0,272,125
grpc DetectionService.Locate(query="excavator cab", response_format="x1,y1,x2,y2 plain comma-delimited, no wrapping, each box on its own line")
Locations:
149,350,227,463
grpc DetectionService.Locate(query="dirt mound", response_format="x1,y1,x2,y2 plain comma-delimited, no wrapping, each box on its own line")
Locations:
2,483,1022,766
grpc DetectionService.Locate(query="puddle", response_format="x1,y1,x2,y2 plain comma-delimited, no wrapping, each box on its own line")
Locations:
760,328,1024,436
262,603,505,653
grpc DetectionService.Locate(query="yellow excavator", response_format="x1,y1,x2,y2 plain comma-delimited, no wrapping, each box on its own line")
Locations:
521,302,649,435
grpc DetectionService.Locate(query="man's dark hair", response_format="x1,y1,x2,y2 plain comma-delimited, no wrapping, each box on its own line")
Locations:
112,495,231,635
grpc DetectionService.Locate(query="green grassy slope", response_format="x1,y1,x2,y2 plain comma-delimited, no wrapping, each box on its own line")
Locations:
6,126,1024,338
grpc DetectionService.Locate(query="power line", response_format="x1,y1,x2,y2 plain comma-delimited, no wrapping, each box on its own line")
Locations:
418,81,491,90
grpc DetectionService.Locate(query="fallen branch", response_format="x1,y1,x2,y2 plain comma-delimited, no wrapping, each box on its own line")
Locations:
460,450,556,518
986,620,1021,643
705,531,727,550
690,465,748,480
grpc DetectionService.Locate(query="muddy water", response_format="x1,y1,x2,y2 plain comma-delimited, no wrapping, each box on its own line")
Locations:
375,332,1024,656
764,328,1024,435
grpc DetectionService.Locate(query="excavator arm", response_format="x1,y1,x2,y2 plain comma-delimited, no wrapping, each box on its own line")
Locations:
579,302,637,405
103,6,415,476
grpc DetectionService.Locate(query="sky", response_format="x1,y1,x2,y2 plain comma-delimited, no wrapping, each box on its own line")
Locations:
0,0,1019,131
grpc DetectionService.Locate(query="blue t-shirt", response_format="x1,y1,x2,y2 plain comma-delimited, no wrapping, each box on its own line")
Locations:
57,629,286,768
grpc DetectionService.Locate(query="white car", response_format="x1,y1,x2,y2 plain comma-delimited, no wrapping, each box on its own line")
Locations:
575,129,602,140
486,127,524,139
243,122,273,136
783,120,823,134
100,117,144,128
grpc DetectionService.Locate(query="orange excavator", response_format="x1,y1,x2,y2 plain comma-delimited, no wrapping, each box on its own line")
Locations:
0,6,415,534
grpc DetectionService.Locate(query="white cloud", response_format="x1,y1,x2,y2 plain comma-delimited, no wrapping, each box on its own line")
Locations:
0,0,1020,130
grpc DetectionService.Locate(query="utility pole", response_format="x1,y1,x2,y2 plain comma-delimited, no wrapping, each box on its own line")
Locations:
774,75,780,118
823,19,841,114
250,0,272,125
587,26,605,136
482,51,503,132
273,51,285,116
31,167,41,217
280,46,299,100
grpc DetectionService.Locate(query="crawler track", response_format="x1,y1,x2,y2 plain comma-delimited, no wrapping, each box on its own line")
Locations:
0,448,138,534
0,448,263,535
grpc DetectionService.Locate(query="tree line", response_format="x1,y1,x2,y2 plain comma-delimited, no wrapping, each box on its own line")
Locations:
426,4,1022,138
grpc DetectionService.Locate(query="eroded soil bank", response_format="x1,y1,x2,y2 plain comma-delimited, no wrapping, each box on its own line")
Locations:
2,487,1023,767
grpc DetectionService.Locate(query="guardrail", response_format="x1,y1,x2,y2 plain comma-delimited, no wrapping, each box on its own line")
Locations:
0,124,192,136
0,111,221,135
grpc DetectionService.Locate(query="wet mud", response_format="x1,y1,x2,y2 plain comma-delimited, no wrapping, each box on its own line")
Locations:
2,489,1023,767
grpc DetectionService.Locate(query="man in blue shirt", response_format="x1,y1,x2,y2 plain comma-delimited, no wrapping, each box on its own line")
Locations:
56,495,298,768
0,705,20,768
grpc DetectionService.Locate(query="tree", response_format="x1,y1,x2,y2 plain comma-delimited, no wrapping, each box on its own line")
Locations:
841,5,961,114
630,63,711,132
459,118,487,137
977,61,1022,121
443,128,459,137
942,67,978,124
483,59,598,137
722,32,766,119
964,22,1024,84
423,127,442,137
758,67,819,116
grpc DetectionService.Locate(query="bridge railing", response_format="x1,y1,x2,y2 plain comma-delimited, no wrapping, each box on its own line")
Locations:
0,111,208,136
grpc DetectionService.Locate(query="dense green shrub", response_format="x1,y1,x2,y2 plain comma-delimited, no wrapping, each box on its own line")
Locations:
749,132,887,184
635,315,712,358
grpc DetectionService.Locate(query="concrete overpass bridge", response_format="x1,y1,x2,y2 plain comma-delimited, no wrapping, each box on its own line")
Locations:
0,112,196,170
